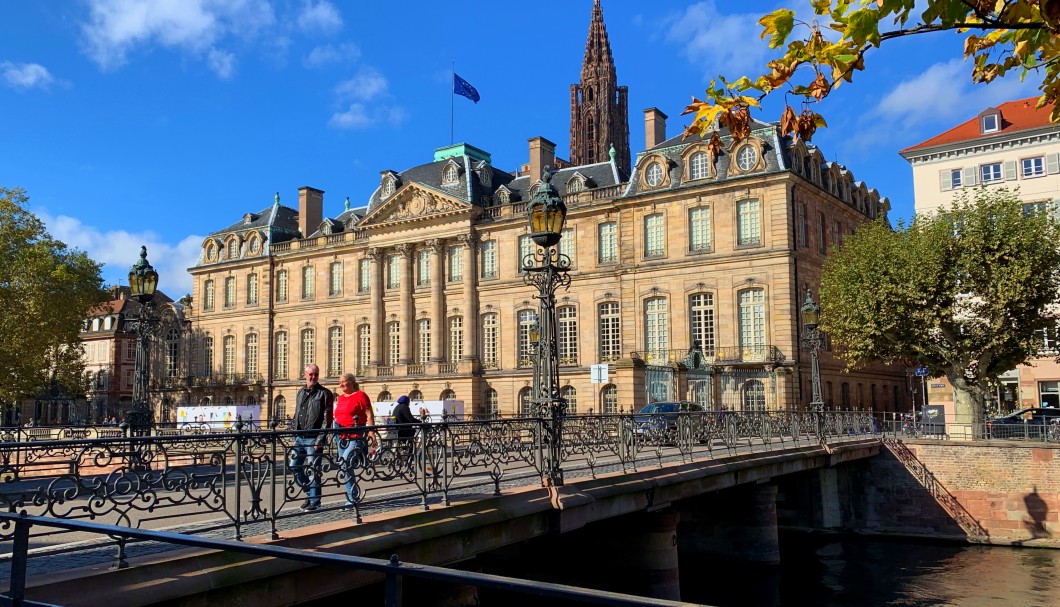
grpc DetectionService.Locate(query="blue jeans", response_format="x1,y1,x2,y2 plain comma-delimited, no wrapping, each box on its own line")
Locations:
336,436,367,504
289,435,322,506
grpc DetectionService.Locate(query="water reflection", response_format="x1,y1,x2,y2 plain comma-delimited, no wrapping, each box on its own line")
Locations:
685,534,1060,607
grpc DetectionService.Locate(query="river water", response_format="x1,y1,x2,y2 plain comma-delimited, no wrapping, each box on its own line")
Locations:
682,534,1060,607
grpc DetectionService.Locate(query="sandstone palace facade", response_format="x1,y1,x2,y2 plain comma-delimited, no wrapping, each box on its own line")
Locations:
148,2,908,422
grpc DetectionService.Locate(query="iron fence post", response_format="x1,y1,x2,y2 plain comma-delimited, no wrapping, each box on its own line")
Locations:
384,554,403,607
7,517,30,605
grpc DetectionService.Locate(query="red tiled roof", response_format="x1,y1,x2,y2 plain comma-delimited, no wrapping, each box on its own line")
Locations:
900,96,1056,154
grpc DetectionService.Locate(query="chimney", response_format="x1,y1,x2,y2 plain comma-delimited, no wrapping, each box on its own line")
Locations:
528,136,556,184
298,186,324,239
644,107,668,149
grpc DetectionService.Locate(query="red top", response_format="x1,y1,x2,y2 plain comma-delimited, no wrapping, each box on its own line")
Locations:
334,390,372,438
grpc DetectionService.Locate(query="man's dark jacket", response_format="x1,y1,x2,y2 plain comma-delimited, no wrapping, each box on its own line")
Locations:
294,383,334,436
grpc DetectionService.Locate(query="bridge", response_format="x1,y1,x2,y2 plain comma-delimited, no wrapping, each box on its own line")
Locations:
0,409,1044,606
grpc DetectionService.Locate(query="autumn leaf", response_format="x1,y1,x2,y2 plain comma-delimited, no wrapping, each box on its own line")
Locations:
759,9,797,49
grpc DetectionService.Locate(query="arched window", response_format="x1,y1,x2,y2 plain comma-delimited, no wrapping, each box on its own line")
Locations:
561,386,577,414
440,389,456,401
566,177,585,194
201,397,211,405
409,390,423,401
443,164,459,184
519,388,534,416
378,391,392,402
274,396,287,421
484,388,498,418
602,384,618,414
382,177,395,197
223,396,234,406
743,379,766,411
689,151,710,180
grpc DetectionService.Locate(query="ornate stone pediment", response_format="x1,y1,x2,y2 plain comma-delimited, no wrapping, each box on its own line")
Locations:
360,184,471,226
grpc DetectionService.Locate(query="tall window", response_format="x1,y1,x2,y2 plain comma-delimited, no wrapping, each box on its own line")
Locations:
274,396,286,421
358,258,371,293
329,262,342,296
558,306,578,366
300,328,315,371
328,327,343,377
202,337,214,375
417,250,431,286
560,228,575,264
518,310,536,368
644,297,669,354
743,379,766,410
519,388,534,416
301,266,315,299
203,279,215,311
738,289,766,356
481,313,499,368
816,212,826,255
737,199,761,246
481,240,497,278
689,293,716,354
165,329,180,378
245,333,258,376
561,386,577,414
223,336,236,374
449,316,463,362
644,213,665,257
598,302,621,362
602,384,617,414
598,222,617,263
1022,156,1045,178
247,273,258,305
358,325,371,371
484,388,499,417
417,319,431,364
227,239,238,259
796,204,807,248
689,207,711,252
690,151,709,180
518,235,534,271
224,276,235,308
387,255,400,289
276,269,288,302
274,332,288,380
387,322,400,366
448,245,463,282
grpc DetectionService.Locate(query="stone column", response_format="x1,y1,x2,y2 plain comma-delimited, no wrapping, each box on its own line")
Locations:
678,483,781,564
427,239,446,362
588,511,682,601
367,247,384,366
397,243,414,365
459,233,479,364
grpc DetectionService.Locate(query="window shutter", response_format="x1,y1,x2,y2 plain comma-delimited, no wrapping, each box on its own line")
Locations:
1004,160,1017,180
963,167,977,186
940,170,952,191
1048,154,1060,175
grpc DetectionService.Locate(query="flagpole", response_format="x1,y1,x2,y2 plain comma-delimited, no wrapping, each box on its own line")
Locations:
450,62,455,145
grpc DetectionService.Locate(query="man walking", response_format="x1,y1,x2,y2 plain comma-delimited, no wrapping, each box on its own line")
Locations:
290,363,333,511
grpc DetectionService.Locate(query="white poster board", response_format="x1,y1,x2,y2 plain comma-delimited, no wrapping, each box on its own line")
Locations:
177,405,260,429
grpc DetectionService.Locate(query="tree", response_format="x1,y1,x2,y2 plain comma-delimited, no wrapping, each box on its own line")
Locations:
0,187,107,408
683,0,1060,142
819,187,1060,430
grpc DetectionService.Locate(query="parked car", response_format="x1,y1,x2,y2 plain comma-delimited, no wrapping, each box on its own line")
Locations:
631,402,702,438
985,407,1060,439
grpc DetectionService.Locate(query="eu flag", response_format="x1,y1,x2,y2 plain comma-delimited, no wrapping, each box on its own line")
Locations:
453,73,480,103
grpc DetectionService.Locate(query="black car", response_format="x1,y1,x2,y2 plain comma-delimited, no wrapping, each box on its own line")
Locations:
985,407,1060,439
631,402,702,438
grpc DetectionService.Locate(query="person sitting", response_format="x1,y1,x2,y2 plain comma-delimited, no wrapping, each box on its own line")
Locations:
391,395,418,453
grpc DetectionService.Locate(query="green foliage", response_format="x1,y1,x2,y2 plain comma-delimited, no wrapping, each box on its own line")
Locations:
820,187,1060,421
686,0,1060,142
0,187,107,405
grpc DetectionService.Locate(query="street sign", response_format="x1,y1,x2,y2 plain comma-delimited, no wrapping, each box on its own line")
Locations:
914,366,930,377
591,364,608,384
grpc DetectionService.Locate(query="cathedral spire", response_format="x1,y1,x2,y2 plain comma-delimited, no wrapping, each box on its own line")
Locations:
570,0,630,175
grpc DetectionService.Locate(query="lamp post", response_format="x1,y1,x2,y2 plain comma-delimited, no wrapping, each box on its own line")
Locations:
801,289,825,435
127,246,159,436
522,167,571,487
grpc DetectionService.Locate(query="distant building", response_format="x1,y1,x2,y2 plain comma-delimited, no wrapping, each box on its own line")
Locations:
900,97,1060,412
173,2,906,419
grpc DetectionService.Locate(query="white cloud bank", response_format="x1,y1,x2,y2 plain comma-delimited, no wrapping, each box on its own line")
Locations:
38,210,202,298
329,67,406,129
297,0,342,35
1,61,56,91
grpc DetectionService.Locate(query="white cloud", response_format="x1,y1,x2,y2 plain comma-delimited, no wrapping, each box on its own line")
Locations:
663,1,777,77
1,61,56,91
329,103,371,128
37,210,201,297
335,67,388,101
80,0,275,75
874,59,1038,129
206,48,236,79
297,0,342,35
302,42,360,68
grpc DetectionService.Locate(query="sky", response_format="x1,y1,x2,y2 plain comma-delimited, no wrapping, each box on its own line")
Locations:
1,1,1041,297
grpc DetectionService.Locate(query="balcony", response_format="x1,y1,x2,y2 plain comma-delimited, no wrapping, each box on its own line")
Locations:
406,364,425,376
714,345,785,364
185,373,265,388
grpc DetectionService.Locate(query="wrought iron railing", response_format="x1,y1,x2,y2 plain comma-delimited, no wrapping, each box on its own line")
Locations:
185,373,265,388
631,349,716,366
0,409,877,549
713,345,785,364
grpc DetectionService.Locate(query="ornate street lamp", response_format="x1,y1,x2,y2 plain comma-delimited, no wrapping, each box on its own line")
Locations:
127,246,159,436
522,167,571,487
801,289,825,437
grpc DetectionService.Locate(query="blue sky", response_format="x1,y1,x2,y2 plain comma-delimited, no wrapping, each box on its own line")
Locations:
1,1,1040,296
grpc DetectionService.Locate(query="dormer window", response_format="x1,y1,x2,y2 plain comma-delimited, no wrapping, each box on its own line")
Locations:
981,112,1000,134
382,178,395,198
567,176,586,194
227,239,239,259
476,163,492,188
442,163,459,185
496,188,511,205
